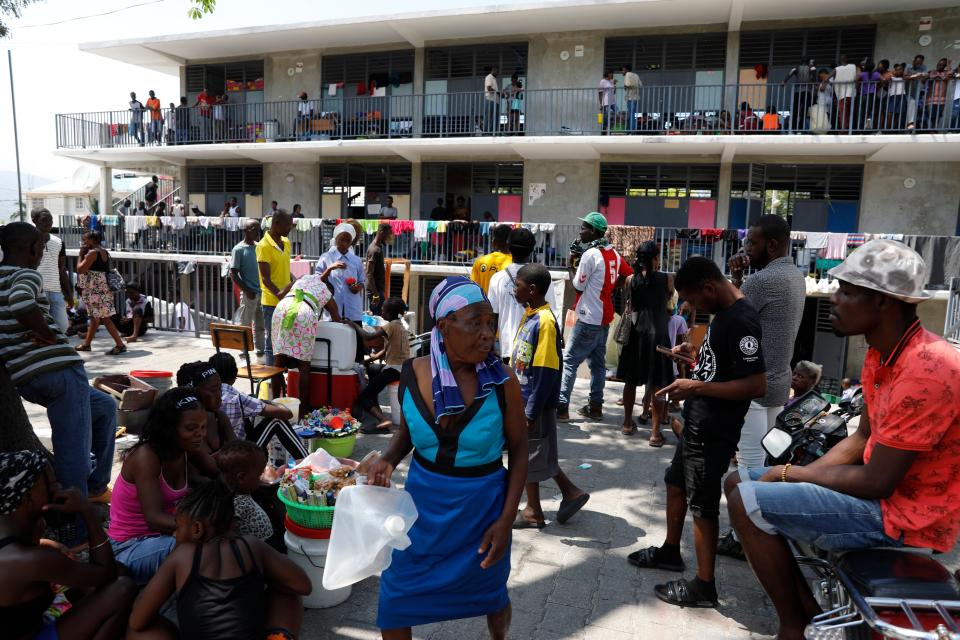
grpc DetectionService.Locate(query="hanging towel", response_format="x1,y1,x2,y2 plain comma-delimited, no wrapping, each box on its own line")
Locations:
390,220,414,234
436,221,448,233
825,233,848,260
125,216,146,234
146,216,160,229
222,217,239,231
805,232,829,249
427,221,439,234
846,233,866,247
170,216,187,230
701,228,724,241
413,221,429,239
295,218,313,232
289,259,313,280
539,223,556,233
199,217,210,228
100,215,119,227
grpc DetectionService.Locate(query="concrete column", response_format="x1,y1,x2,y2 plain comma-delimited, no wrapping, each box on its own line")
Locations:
716,162,732,228
410,162,422,219
413,48,425,138
723,31,741,116
99,165,112,216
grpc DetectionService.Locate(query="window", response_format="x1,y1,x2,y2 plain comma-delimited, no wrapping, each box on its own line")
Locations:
320,163,412,217
185,60,264,114
426,43,528,83
187,166,262,215
322,50,414,90
739,27,876,75
600,164,720,199
74,197,85,211
604,33,727,86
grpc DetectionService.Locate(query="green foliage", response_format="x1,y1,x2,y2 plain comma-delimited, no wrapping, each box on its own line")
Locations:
0,0,38,38
188,0,215,20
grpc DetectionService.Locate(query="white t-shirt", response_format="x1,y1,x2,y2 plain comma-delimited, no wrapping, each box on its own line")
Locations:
487,264,559,359
171,204,185,217
484,74,498,102
623,72,641,101
599,78,615,107
572,246,625,326
228,205,241,218
173,302,195,331
832,64,858,99
889,77,905,96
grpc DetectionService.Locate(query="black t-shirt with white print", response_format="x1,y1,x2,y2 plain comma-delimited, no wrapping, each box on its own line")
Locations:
682,297,765,445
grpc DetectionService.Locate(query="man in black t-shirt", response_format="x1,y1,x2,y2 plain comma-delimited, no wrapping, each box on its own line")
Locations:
365,223,394,316
627,256,766,608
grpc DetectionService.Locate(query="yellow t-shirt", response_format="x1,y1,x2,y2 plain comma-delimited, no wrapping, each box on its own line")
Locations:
255,233,292,307
470,251,512,294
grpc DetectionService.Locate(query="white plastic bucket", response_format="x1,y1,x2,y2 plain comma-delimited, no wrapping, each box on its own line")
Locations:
274,397,301,418
284,531,352,608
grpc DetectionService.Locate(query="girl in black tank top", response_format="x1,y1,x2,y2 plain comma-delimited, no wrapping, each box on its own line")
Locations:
127,480,312,640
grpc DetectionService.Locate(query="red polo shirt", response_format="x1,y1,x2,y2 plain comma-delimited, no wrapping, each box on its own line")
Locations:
861,319,960,552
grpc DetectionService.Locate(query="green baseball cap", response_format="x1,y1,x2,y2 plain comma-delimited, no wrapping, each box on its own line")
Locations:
578,211,608,233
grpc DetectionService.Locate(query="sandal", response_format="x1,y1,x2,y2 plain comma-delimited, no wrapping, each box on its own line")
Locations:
74,344,91,352
654,578,719,608
106,345,127,356
627,546,685,572
621,422,637,436
512,511,545,530
557,493,590,524
649,433,665,448
636,413,650,426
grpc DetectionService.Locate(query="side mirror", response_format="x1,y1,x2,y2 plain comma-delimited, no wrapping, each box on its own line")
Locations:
762,427,794,460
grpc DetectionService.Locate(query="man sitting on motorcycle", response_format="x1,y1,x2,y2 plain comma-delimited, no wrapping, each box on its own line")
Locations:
725,239,960,640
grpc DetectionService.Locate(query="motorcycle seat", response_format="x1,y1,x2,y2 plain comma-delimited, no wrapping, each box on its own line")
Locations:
834,549,960,600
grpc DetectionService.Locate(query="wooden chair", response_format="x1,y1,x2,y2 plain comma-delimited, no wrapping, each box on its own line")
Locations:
209,322,286,396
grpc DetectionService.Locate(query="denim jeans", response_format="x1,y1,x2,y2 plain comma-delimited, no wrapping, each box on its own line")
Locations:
148,120,163,143
484,100,499,133
130,120,144,145
952,99,960,130
46,292,69,333
558,321,609,407
110,535,176,585
625,99,638,131
262,304,276,365
17,364,116,497
737,467,903,551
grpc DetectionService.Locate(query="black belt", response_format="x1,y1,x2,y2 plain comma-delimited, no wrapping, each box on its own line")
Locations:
413,450,503,478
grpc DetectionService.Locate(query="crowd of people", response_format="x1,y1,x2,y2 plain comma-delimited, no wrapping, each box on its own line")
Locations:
0,198,958,640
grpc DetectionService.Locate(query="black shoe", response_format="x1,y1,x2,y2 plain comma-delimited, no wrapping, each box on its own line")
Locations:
716,530,746,561
556,406,570,422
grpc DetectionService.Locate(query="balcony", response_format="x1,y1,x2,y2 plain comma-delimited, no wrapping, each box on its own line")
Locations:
55,81,960,160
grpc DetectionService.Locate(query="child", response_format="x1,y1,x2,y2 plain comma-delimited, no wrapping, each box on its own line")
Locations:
0,450,137,640
176,361,235,464
128,480,311,640
351,297,411,434
108,388,214,585
510,264,589,529
217,441,274,543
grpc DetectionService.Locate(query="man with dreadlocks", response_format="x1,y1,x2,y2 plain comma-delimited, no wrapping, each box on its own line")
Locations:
556,212,632,422
0,450,137,640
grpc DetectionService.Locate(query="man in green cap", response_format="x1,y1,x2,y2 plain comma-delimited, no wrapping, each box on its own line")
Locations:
557,212,632,421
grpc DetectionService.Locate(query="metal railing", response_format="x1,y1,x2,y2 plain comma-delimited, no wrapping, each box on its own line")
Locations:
946,277,960,343
55,79,960,149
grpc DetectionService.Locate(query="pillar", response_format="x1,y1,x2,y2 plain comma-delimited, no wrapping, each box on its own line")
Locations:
413,47,425,138
723,31,741,117
716,162,732,228
99,165,112,216
410,162,422,219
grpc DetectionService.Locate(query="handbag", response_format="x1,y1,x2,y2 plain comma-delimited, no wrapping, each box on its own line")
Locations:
614,275,634,345
106,257,125,292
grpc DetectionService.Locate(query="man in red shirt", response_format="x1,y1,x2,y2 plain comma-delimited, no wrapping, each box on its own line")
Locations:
193,88,214,142
726,239,960,640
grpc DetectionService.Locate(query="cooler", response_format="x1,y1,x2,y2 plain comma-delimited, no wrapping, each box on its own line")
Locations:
311,324,357,372
287,369,359,409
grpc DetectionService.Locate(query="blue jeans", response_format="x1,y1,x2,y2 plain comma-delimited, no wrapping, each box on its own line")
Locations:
130,120,144,145
148,120,163,143
625,99,639,131
558,321,608,407
111,535,176,585
46,292,69,333
484,100,499,133
951,99,960,130
262,304,276,365
17,364,116,497
737,467,903,551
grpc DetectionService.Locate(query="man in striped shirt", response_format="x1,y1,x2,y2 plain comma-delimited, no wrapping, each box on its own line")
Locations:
0,223,116,511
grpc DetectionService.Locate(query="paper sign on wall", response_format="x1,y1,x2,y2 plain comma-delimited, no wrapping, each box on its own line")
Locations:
574,45,584,58
664,199,680,209
528,182,546,206
919,16,933,31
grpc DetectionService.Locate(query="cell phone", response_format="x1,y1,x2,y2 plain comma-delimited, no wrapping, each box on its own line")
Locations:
657,345,694,365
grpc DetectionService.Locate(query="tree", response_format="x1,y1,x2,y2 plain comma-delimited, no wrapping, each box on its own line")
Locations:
187,0,216,20
1,0,215,38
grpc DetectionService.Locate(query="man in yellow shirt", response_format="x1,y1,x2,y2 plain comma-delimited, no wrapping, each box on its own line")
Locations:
470,224,512,293
256,209,293,365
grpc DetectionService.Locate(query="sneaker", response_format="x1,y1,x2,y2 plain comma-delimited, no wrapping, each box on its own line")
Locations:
556,406,570,422
716,530,746,561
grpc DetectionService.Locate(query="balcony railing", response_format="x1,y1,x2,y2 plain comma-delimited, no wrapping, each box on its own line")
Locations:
55,80,960,149
57,215,955,288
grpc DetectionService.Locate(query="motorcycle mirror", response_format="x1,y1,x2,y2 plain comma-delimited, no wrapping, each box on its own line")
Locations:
762,427,794,459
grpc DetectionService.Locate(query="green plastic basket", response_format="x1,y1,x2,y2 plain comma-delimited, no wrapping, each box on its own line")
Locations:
308,432,357,458
277,488,335,529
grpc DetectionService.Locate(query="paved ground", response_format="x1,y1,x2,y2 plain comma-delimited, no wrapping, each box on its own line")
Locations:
23,330,956,640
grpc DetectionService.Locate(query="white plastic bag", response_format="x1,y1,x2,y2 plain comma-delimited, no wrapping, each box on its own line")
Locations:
321,484,418,590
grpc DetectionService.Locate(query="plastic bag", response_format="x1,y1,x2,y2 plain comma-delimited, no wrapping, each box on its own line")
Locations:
321,484,418,590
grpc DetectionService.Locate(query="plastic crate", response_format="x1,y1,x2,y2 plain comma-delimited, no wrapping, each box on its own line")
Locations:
278,489,335,529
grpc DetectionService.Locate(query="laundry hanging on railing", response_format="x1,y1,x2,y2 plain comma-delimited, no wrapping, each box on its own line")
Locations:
846,233,866,247
804,232,829,249
825,233,848,260
413,221,429,239
606,225,655,261
388,220,414,234
99,215,119,227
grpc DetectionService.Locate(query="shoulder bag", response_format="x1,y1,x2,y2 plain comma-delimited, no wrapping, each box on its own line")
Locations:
614,274,634,345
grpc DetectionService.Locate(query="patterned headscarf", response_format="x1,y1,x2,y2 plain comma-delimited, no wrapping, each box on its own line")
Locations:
0,450,48,515
428,276,508,419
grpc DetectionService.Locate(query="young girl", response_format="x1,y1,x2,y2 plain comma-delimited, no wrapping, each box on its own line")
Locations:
177,361,235,465
128,480,311,640
108,388,213,585
216,441,274,543
351,297,411,433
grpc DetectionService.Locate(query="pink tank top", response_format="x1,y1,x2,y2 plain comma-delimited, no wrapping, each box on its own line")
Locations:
107,454,189,542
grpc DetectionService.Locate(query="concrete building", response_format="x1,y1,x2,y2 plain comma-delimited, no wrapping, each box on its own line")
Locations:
26,167,159,216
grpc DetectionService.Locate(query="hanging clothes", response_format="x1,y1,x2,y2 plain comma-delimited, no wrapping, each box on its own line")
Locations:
805,232,829,250
701,228,724,241
606,225,655,263
846,233,866,247
413,221,429,239
295,218,313,233
825,233,848,260
790,231,807,241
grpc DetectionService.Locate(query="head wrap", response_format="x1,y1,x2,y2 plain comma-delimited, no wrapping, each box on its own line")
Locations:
175,395,201,410
0,450,48,515
191,367,218,387
428,276,508,419
330,222,357,249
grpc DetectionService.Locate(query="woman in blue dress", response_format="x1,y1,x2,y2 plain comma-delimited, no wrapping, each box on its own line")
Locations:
369,276,528,639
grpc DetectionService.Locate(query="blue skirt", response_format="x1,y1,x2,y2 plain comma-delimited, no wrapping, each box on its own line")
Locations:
377,457,510,629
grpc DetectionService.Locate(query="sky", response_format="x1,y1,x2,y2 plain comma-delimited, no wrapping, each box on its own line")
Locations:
0,0,496,194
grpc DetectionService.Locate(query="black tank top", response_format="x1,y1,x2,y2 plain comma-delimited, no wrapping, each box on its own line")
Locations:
630,270,670,338
176,537,266,640
0,537,55,639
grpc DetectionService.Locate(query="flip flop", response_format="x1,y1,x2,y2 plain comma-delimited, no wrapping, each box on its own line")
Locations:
74,345,91,352
654,578,719,608
106,345,127,356
627,546,685,572
649,433,665,448
621,420,637,436
557,493,590,524
512,512,545,530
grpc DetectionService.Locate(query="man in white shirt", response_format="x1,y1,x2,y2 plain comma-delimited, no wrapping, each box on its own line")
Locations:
173,295,196,333
228,197,242,218
171,196,185,217
598,70,616,133
128,91,145,146
378,196,398,219
488,228,559,364
265,201,279,218
824,55,858,130
484,66,500,133
621,64,642,133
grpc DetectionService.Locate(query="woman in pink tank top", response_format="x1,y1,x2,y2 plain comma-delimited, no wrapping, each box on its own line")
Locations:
108,388,214,585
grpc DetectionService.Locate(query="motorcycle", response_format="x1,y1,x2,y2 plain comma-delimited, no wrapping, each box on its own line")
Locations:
761,390,960,640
